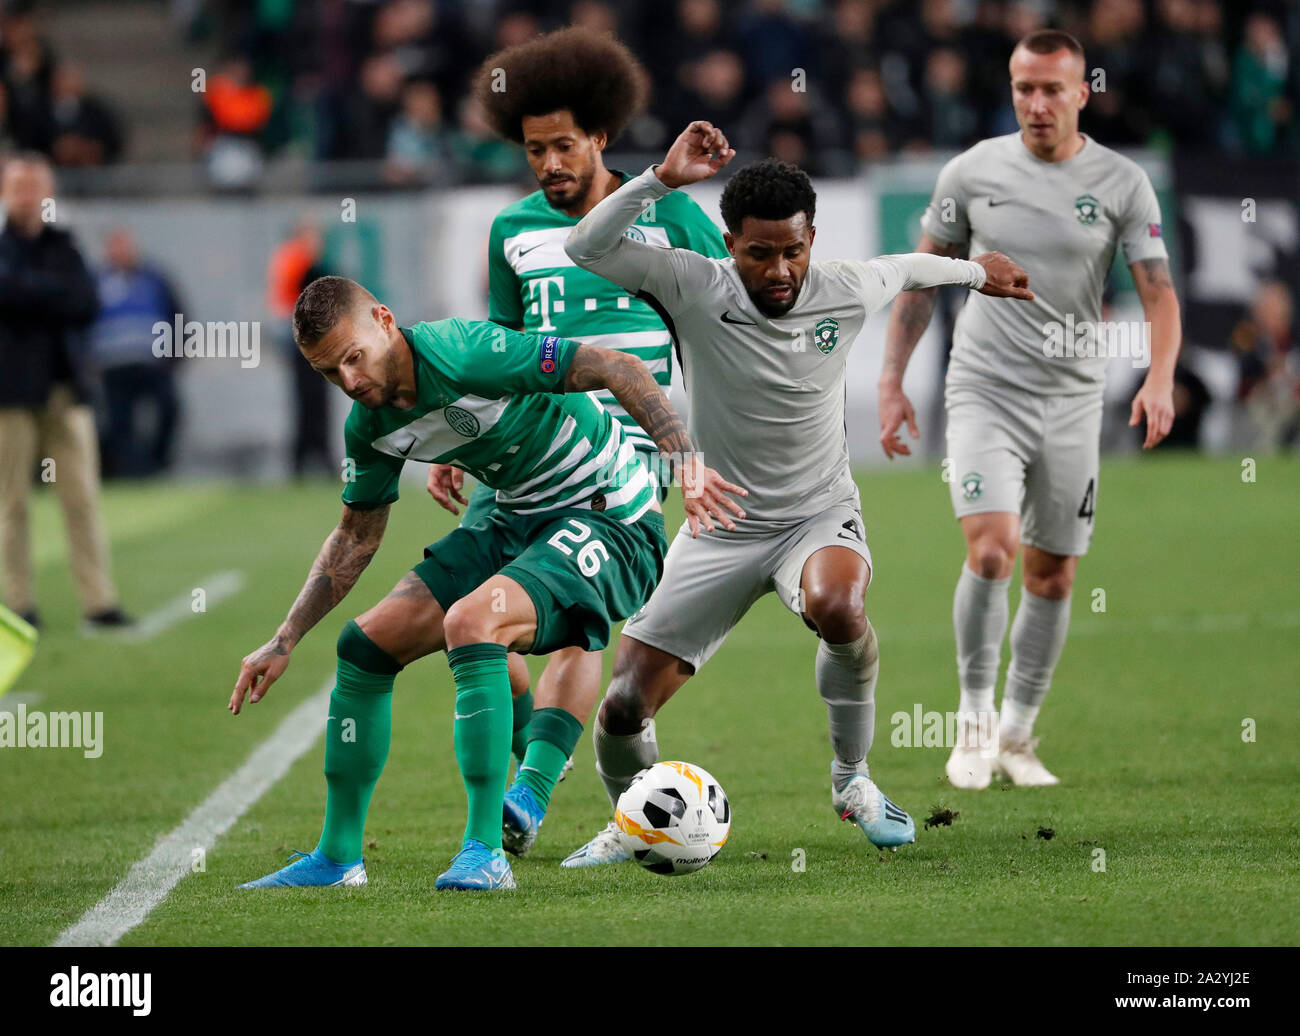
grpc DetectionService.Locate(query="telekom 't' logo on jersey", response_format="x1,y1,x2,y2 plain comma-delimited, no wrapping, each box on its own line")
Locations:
527,276,565,332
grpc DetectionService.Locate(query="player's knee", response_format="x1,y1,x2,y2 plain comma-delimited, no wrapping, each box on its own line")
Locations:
336,619,403,675
802,585,866,643
970,538,1016,579
599,676,652,735
442,598,497,647
1023,568,1074,600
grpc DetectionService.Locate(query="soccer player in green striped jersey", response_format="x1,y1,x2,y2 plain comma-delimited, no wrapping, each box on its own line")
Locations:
425,28,729,857
229,276,745,891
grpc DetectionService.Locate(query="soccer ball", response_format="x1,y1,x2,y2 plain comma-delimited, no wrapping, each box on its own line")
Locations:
615,761,730,875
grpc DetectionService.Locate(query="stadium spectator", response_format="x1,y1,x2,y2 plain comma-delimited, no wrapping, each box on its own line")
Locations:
0,153,131,631
195,57,274,186
385,78,454,185
1229,12,1294,156
738,78,848,176
922,46,980,150
49,61,122,167
91,228,183,478
267,220,333,477
1231,280,1299,449
844,66,900,160
1082,0,1152,146
1149,0,1230,152
447,94,529,184
0,6,55,153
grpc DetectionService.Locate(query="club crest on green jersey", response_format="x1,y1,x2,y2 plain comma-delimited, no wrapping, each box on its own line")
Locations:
444,405,480,438
815,317,840,354
1074,194,1100,226
960,471,983,501
623,225,648,243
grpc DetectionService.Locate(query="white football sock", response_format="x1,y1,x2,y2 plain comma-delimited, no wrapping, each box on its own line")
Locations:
593,715,658,807
954,564,1010,715
1001,588,1071,741
816,622,878,791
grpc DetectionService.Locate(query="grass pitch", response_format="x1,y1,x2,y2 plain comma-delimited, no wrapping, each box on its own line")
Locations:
1,453,1296,946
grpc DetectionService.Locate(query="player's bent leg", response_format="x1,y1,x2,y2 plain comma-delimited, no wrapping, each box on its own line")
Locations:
800,547,914,848
503,646,600,856
561,635,693,869
434,575,539,890
995,546,1076,787
239,611,408,888
947,512,1020,790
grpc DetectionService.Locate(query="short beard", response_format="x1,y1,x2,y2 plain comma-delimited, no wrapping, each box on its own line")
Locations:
750,285,800,318
541,164,596,212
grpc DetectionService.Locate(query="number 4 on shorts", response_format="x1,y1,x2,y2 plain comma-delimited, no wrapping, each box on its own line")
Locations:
1077,478,1096,523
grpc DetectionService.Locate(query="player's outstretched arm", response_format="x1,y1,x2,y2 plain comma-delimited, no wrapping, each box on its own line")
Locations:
229,503,389,715
565,122,732,303
565,343,748,537
1128,257,1181,449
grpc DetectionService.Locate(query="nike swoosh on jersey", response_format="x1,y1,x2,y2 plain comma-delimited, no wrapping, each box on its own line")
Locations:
720,310,757,325
518,242,545,257
986,198,1011,206
396,437,416,457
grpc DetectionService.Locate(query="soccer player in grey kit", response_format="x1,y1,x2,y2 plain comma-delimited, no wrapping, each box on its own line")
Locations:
558,120,1034,866
879,30,1182,789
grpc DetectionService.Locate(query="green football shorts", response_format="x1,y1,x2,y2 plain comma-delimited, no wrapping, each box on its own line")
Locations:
413,504,667,655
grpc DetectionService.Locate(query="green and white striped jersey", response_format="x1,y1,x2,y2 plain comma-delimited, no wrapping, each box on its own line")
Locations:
341,320,655,525
488,171,727,451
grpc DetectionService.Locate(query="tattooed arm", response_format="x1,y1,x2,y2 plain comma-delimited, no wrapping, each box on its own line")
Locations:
877,233,967,459
564,343,747,537
1128,257,1181,449
229,503,390,714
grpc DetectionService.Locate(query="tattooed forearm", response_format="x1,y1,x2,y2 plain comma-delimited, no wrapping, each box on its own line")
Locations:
881,234,963,383
275,504,389,648
1135,258,1174,292
566,344,695,457
881,290,939,382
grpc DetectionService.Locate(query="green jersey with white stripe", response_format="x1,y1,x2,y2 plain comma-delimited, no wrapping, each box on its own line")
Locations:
488,171,727,451
341,319,655,525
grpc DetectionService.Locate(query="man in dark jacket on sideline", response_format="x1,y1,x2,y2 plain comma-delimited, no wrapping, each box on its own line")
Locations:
0,151,130,631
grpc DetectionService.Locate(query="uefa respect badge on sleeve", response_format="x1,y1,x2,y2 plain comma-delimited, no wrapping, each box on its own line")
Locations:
538,335,561,375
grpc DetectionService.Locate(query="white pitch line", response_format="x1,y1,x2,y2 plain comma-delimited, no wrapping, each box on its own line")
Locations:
52,677,333,948
116,570,246,643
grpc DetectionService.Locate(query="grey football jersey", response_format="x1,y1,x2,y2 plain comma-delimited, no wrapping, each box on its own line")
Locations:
920,132,1167,396
567,167,986,526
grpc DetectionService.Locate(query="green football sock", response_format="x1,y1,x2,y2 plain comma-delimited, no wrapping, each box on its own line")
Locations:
316,622,400,864
515,707,584,811
512,689,533,761
448,643,512,849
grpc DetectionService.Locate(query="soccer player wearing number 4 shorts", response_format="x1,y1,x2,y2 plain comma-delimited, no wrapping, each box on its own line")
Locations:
228,276,743,891
879,30,1182,789
559,120,1036,865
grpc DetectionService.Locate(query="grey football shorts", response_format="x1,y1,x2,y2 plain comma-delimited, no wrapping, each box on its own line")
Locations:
621,502,873,673
944,378,1102,557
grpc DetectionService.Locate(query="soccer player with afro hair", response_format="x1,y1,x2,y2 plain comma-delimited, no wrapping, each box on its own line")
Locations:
474,26,649,215
423,29,729,864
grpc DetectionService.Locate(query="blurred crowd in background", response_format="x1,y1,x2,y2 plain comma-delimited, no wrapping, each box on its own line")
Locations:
193,0,1300,178
2,0,1298,177
0,0,1296,477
